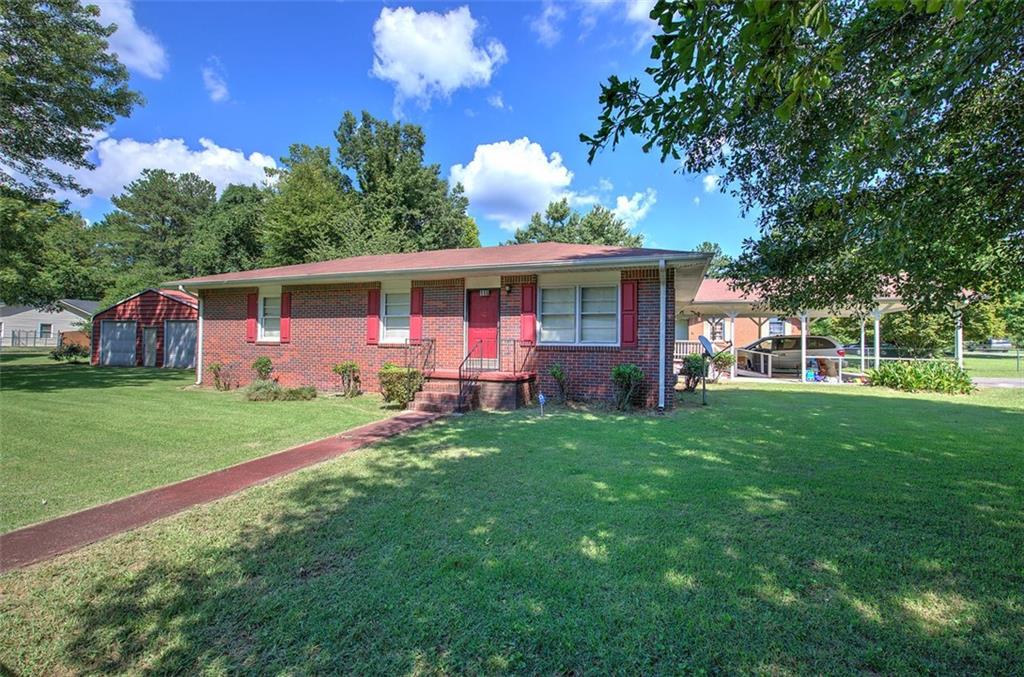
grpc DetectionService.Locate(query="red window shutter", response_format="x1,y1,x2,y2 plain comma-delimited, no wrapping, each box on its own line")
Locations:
246,293,257,343
621,280,638,347
280,292,291,344
409,287,423,344
366,289,380,345
520,284,536,344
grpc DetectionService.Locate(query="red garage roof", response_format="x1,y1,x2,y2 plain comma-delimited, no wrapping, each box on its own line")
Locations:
693,278,755,303
167,242,707,288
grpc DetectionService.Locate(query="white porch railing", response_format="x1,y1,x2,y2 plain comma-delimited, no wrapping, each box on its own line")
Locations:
673,340,702,360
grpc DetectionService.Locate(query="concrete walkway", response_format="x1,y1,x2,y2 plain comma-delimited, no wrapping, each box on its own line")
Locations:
973,376,1024,388
0,410,441,573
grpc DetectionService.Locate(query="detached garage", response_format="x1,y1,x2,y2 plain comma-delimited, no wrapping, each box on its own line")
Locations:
91,289,199,368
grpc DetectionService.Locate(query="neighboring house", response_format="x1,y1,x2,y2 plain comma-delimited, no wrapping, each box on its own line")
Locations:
168,243,710,410
90,289,199,368
676,279,800,346
0,299,99,347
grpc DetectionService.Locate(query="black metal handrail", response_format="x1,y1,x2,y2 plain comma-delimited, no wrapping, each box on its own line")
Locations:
404,337,436,374
457,340,484,411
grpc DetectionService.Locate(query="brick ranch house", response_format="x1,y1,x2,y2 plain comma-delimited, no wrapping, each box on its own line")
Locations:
168,243,710,411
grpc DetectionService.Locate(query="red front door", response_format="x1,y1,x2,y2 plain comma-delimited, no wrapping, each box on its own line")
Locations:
467,289,499,360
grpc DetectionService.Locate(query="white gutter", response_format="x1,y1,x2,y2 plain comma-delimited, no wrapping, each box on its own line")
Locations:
195,293,204,385
169,253,708,290
658,259,667,411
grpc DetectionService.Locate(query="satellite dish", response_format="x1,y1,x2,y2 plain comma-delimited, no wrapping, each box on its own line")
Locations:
698,335,715,356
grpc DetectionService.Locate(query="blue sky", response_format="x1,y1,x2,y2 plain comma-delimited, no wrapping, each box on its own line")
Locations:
73,1,757,254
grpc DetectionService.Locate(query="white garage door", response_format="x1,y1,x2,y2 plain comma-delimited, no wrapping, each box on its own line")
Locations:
164,320,197,369
100,321,137,366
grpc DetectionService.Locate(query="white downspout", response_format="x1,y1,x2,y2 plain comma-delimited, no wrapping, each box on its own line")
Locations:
658,259,666,410
195,293,204,385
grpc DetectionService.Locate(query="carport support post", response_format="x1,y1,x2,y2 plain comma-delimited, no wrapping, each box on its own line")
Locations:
727,312,738,379
799,313,809,382
859,319,866,372
954,311,964,369
872,309,882,371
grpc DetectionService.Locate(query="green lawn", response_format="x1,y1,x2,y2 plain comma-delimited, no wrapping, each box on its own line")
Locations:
1,382,1021,673
0,354,394,531
963,352,1024,378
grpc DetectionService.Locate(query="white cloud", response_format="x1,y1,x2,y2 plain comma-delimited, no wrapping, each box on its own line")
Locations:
703,174,720,192
612,188,657,227
95,0,168,79
487,93,505,109
450,137,573,231
693,196,701,206
202,57,229,103
598,177,614,192
530,2,567,47
371,6,507,116
66,134,276,204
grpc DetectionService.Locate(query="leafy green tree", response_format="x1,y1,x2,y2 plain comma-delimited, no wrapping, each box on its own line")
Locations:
335,110,476,252
260,145,362,265
0,187,104,304
693,242,732,278
507,198,643,247
99,169,217,277
1003,293,1024,347
186,184,267,275
0,0,141,197
583,0,1024,314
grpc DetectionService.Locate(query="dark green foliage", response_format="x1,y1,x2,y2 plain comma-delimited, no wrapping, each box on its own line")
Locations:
868,361,974,395
679,353,707,392
0,187,106,305
610,363,644,410
185,184,267,275
377,363,423,407
693,242,732,278
548,363,569,402
251,357,273,381
711,351,735,381
245,379,317,402
207,362,230,391
0,0,142,197
332,361,361,397
507,198,642,247
48,342,89,363
584,0,1024,313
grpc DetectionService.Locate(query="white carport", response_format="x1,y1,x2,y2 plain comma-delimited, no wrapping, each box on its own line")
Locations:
676,279,964,382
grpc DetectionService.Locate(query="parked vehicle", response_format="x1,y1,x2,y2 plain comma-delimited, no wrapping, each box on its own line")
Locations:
741,335,845,372
985,338,1013,352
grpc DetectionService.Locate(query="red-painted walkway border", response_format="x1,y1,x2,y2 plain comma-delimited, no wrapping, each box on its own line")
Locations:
0,411,441,573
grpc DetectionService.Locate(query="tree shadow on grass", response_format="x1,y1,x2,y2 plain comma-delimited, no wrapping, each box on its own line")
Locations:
6,389,1022,673
0,361,189,393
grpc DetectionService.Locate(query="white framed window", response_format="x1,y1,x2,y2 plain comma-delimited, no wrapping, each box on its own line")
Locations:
769,317,786,335
705,318,726,341
38,323,53,338
382,291,411,343
259,295,281,341
539,284,618,345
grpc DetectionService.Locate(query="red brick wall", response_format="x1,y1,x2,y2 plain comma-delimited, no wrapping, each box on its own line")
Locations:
91,290,198,366
202,280,465,391
514,268,676,409
200,268,678,408
684,316,799,346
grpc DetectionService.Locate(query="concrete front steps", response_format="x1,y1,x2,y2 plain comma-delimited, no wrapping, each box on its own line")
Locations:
411,370,536,414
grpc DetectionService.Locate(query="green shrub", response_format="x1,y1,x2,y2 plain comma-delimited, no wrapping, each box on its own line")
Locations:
711,351,735,379
245,379,317,401
207,362,231,391
868,360,974,394
378,362,424,407
679,353,708,392
611,363,644,410
332,361,361,397
548,363,569,402
251,356,273,380
49,342,89,363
